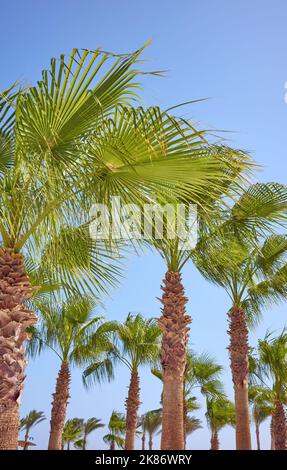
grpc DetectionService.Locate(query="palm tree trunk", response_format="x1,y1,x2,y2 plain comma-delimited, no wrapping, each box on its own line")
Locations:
23,431,29,450
125,368,140,450
141,431,146,450
228,306,252,450
159,271,190,450
273,401,287,450
67,442,70,450
0,248,37,450
83,433,87,450
255,422,260,450
210,429,219,450
48,360,70,450
0,402,19,450
183,392,187,449
270,415,275,450
149,433,153,450
110,441,115,450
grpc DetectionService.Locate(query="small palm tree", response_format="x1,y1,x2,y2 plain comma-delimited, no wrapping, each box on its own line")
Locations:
19,410,46,450
103,411,126,450
184,352,223,447
74,417,104,450
30,296,116,449
141,409,162,450
205,396,236,450
185,416,202,448
152,350,223,448
249,386,275,450
62,418,84,450
84,313,161,450
255,331,287,450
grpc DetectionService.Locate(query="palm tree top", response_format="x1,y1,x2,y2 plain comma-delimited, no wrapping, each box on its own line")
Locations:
28,295,117,364
255,330,287,401
83,313,161,387
141,409,162,434
205,396,236,432
19,410,46,433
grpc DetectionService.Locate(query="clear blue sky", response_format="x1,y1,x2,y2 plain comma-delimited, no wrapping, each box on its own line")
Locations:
2,0,287,450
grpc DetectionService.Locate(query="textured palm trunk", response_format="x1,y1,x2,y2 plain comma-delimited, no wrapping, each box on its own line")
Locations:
125,368,140,450
141,431,146,450
270,415,275,450
273,401,287,450
110,441,115,450
0,248,37,450
183,391,187,449
148,433,153,450
228,306,252,450
210,429,219,450
48,360,70,450
159,271,190,450
255,422,260,450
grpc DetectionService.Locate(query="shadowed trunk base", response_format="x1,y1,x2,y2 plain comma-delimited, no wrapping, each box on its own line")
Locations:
273,401,287,450
48,361,70,450
159,271,191,450
0,401,19,449
211,430,219,450
228,306,251,450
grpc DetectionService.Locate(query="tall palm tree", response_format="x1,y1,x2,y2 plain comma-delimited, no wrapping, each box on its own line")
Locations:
249,386,274,450
254,331,287,450
84,313,161,450
205,396,236,450
141,409,162,450
0,46,252,449
19,410,46,450
62,418,84,450
30,296,116,450
103,411,126,450
150,188,255,449
74,417,104,450
193,198,287,450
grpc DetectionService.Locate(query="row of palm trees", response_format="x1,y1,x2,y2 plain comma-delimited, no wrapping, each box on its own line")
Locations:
19,311,287,450
1,44,287,450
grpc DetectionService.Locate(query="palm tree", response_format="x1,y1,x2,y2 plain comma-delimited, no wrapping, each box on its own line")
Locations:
151,194,250,448
62,418,84,450
19,410,46,450
254,331,287,450
193,197,287,450
185,416,202,448
84,313,161,450
249,386,274,450
103,411,126,450
183,352,223,446
74,417,104,450
0,46,252,449
205,396,236,450
152,350,223,449
141,409,162,450
30,296,116,449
